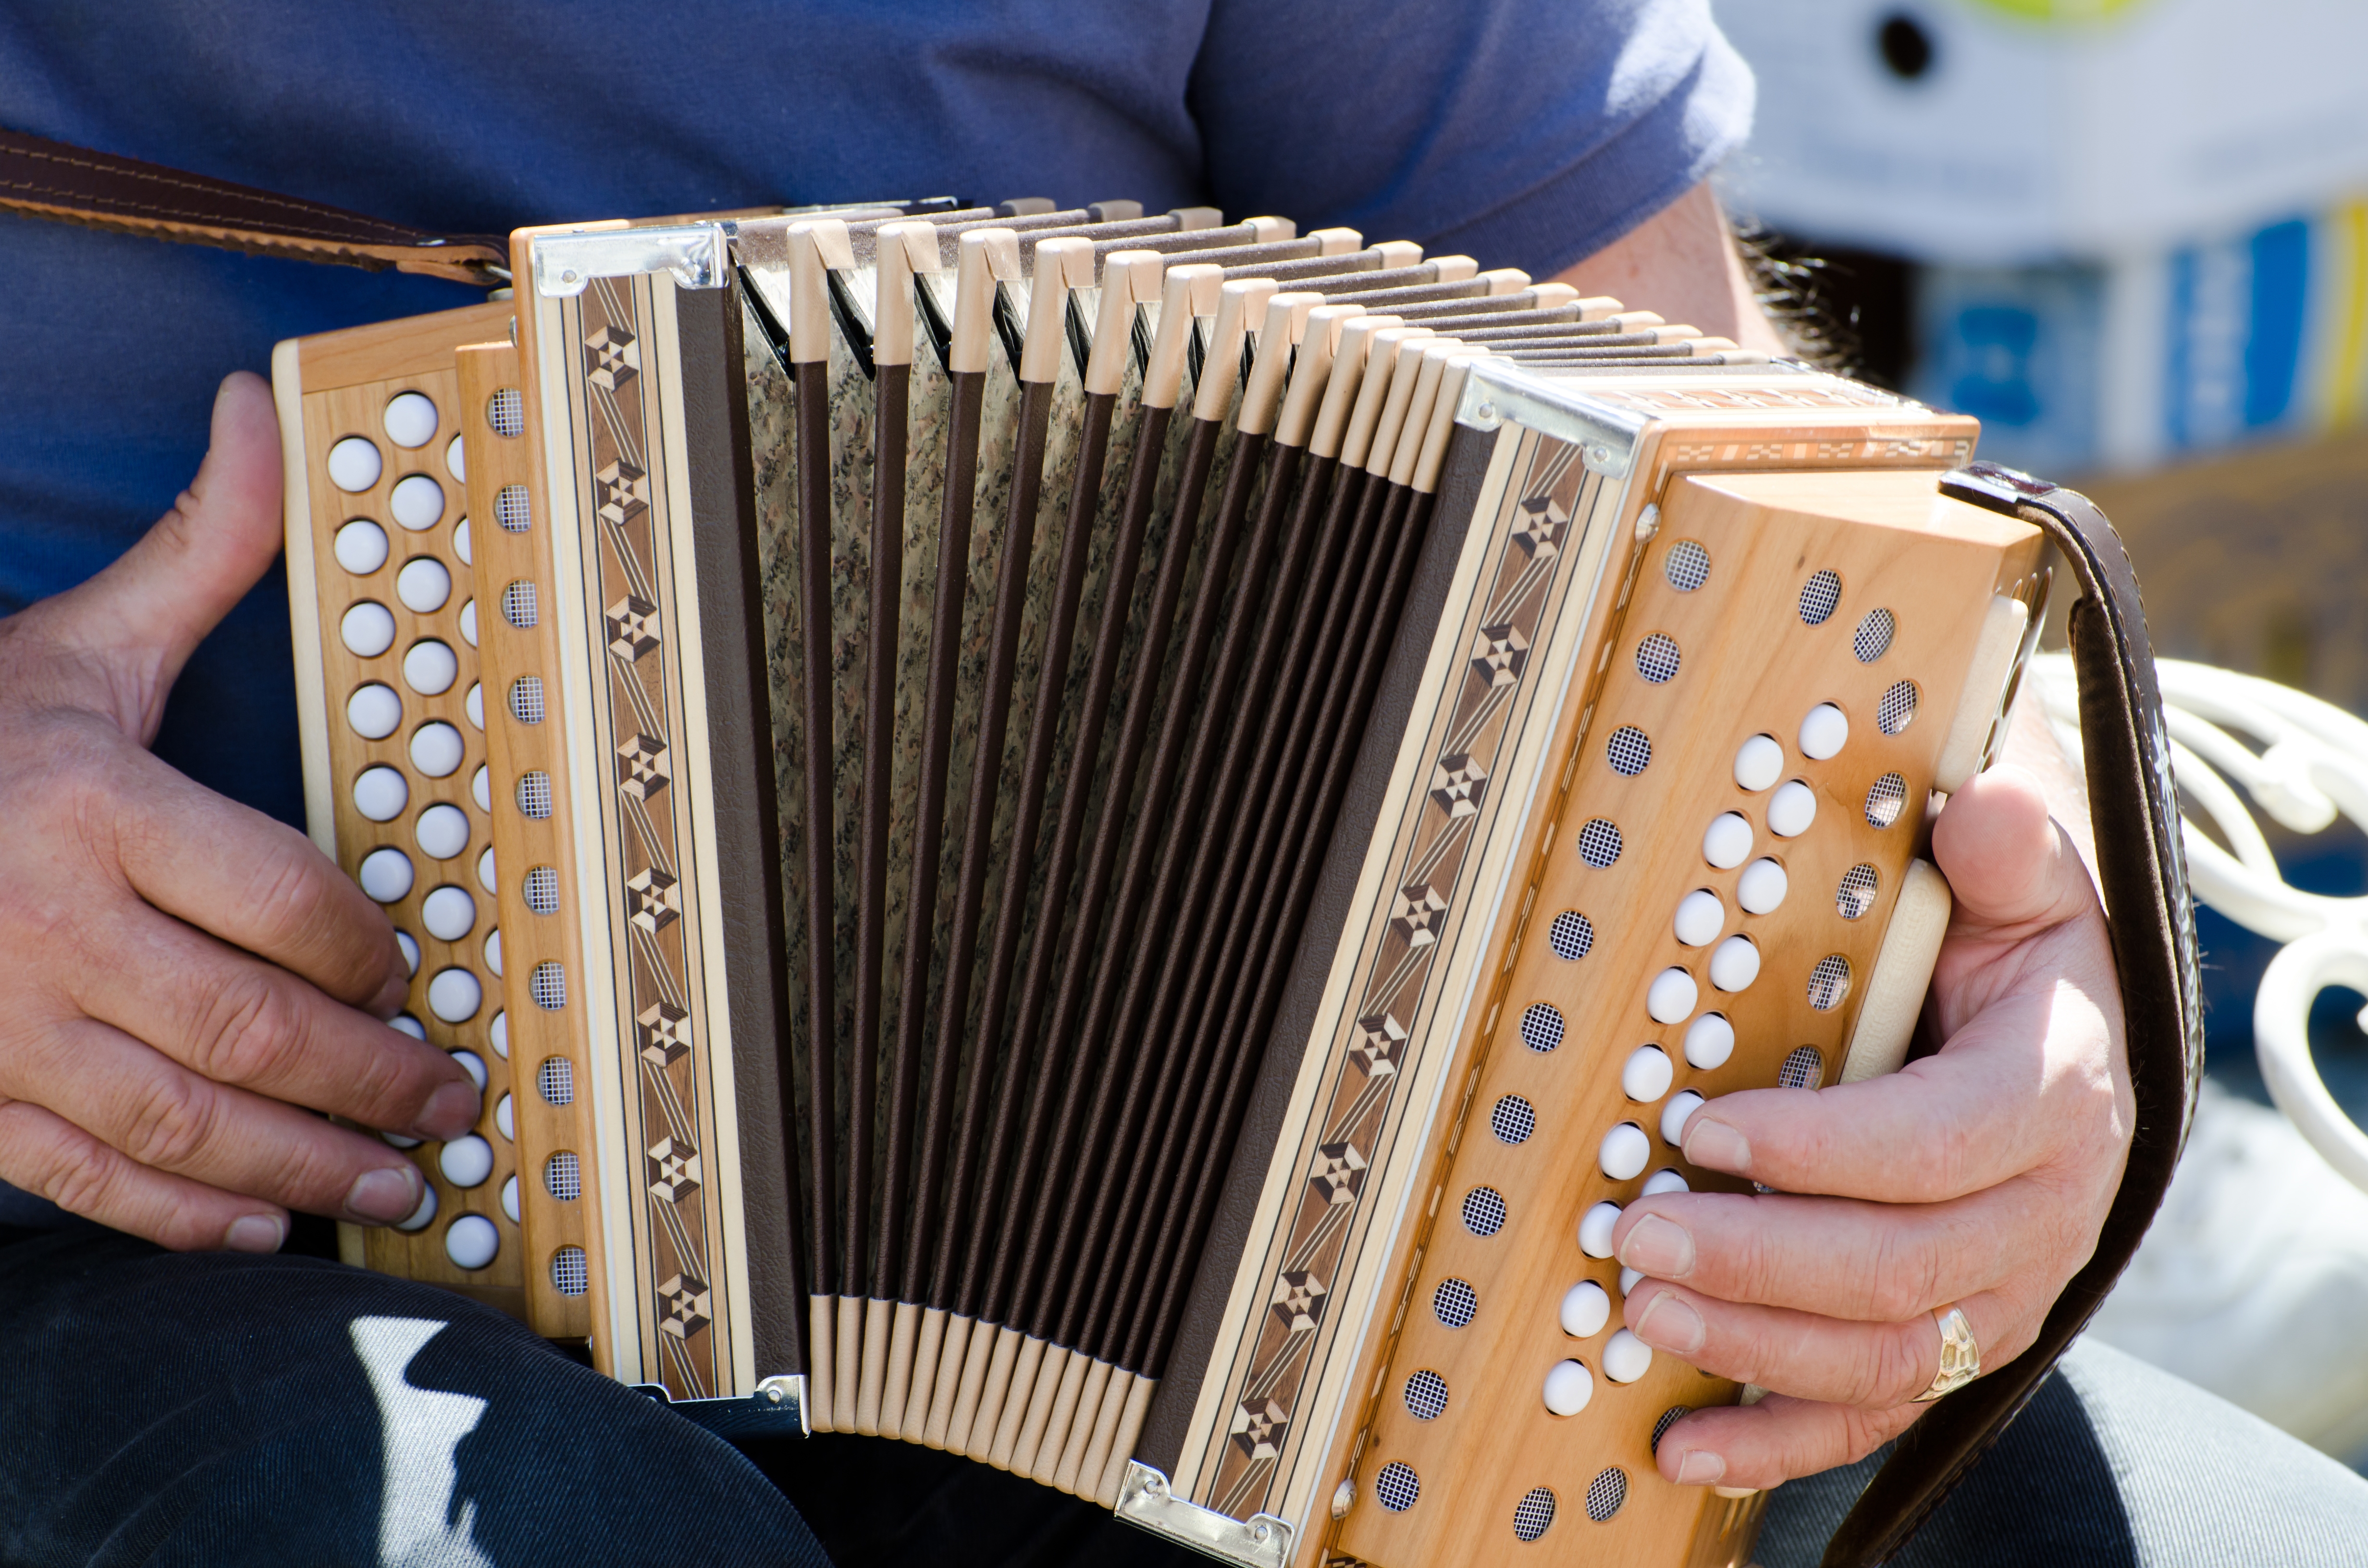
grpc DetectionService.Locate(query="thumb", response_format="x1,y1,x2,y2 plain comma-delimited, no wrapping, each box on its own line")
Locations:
1930,763,2095,938
48,371,284,741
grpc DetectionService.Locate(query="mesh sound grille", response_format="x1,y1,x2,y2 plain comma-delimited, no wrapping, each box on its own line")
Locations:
1652,1406,1690,1454
1404,1370,1448,1421
1606,726,1652,776
1836,864,1880,919
1878,680,1919,735
487,389,526,438
1548,912,1594,961
545,1151,581,1200
1462,1187,1507,1237
502,580,538,628
1807,956,1852,1013
1585,1467,1628,1523
1518,1003,1564,1053
1490,1095,1536,1144
1375,1463,1420,1513
1865,772,1909,828
1779,1046,1826,1089
518,772,554,819
494,482,532,531
538,1055,576,1104
1853,608,1896,662
1577,819,1623,868
1433,1278,1478,1328
525,866,560,914
1664,540,1710,592
1799,570,1842,626
529,961,566,1011
510,676,545,725
1634,634,1681,685
552,1245,589,1297
1514,1487,1557,1542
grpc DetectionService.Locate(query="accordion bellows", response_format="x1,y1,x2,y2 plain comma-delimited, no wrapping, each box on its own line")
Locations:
275,197,2043,1568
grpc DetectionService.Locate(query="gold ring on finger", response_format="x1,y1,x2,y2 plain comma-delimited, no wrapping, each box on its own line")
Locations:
1913,1303,1980,1403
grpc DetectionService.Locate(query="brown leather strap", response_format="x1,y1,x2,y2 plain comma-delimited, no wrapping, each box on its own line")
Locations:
0,128,506,284
1825,463,2205,1567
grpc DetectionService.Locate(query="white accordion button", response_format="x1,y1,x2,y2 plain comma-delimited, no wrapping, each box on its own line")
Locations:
415,803,469,861
341,601,396,658
501,1175,520,1224
465,682,484,731
448,1050,487,1091
1619,1266,1643,1296
445,433,466,481
394,931,419,977
389,1013,426,1041
1643,1167,1691,1197
489,1010,508,1059
1662,1090,1706,1145
1600,1122,1651,1180
352,764,408,822
1673,889,1724,947
1702,812,1752,870
1768,780,1818,837
410,721,464,778
427,966,482,1023
1543,1359,1594,1417
333,519,389,576
358,847,414,904
1646,967,1698,1025
477,846,497,894
1738,858,1788,914
1710,935,1761,992
1579,1201,1622,1259
394,1181,437,1233
1684,1012,1735,1069
383,391,439,448
496,1093,514,1141
440,1135,493,1189
444,1213,499,1270
459,599,479,647
389,474,445,532
421,885,475,942
1622,1045,1673,1102
1732,734,1783,792
452,518,472,566
1560,1280,1610,1338
1799,703,1849,760
382,1128,422,1149
327,436,382,493
403,639,457,697
396,556,451,613
484,928,503,977
471,765,491,813
1603,1328,1653,1384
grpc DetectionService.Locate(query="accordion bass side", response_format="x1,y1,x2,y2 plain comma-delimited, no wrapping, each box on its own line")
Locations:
275,200,2047,1568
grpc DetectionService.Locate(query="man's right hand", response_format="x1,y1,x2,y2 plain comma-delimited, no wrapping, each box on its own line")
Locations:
0,371,481,1253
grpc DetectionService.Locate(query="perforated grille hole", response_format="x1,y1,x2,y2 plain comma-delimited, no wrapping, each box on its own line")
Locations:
1548,911,1594,961
1865,772,1909,828
1837,864,1880,919
538,1054,576,1104
1585,1467,1628,1522
494,482,532,532
545,1151,581,1200
1404,1370,1449,1421
1514,1488,1557,1542
525,866,561,914
1519,1003,1564,1053
1433,1278,1479,1328
1490,1095,1537,1145
510,676,545,725
1779,1046,1826,1090
1652,1406,1690,1455
518,771,554,819
1878,680,1919,735
1606,726,1652,776
1462,1187,1508,1237
552,1245,589,1297
487,388,526,438
1808,956,1852,1013
502,580,538,628
1635,634,1681,685
529,961,566,1011
1665,540,1710,592
1375,1463,1420,1513
1854,608,1896,662
1578,819,1623,868
1799,570,1842,626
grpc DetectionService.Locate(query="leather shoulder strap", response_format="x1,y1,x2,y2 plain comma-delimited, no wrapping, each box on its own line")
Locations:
1823,463,2204,1566
0,128,505,284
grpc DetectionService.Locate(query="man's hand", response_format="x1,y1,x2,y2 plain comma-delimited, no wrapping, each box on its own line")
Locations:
1616,760,2133,1490
0,372,481,1252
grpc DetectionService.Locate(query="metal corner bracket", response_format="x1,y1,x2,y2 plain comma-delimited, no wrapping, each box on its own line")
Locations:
631,1372,809,1438
533,223,731,297
1114,1462,1294,1568
1454,357,1643,478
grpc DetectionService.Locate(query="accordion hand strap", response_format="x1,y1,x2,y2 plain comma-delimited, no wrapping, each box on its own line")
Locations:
0,127,506,285
1824,464,2205,1568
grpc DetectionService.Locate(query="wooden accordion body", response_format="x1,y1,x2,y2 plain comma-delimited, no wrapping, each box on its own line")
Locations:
276,200,2044,1568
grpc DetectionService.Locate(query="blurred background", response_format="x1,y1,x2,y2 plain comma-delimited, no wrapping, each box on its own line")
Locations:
1710,0,2368,1465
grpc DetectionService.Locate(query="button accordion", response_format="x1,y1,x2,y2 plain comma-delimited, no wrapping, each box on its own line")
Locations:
274,197,2053,1568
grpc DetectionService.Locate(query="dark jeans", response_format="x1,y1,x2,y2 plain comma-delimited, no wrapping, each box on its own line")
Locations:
5,1225,2366,1567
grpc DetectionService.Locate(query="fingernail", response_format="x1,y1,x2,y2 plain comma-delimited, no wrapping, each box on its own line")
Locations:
1684,1117,1751,1174
347,1165,421,1224
1617,1213,1695,1277
416,1081,481,1141
1631,1289,1706,1355
1675,1449,1727,1486
369,970,410,1020
225,1214,285,1253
